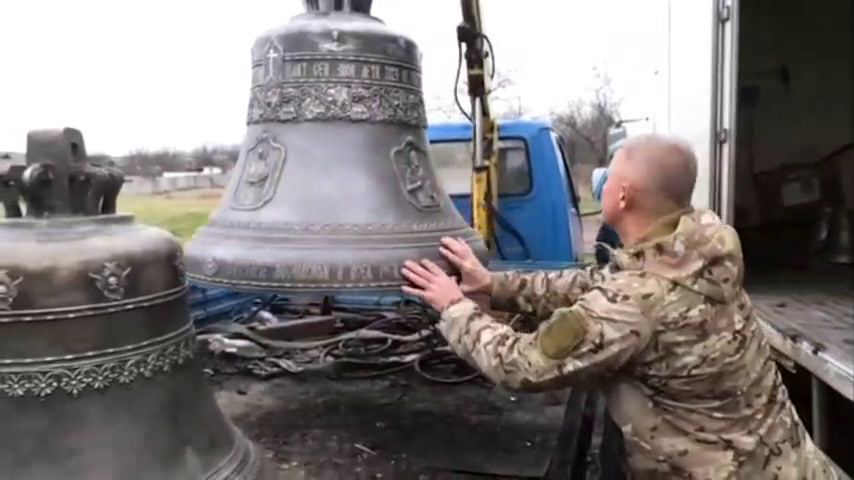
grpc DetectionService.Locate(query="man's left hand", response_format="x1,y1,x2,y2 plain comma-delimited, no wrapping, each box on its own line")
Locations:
401,259,464,312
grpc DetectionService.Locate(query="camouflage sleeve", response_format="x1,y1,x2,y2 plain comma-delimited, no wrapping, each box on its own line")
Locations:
439,271,661,392
489,265,601,317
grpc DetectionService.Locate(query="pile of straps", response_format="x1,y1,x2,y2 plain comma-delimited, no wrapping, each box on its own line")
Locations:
196,296,482,384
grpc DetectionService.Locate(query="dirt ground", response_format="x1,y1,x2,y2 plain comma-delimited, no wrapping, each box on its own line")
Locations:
211,369,576,479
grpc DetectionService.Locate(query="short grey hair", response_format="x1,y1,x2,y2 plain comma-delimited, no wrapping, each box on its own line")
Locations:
618,134,698,207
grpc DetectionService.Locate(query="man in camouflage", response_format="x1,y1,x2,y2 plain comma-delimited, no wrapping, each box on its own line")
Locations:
401,135,836,479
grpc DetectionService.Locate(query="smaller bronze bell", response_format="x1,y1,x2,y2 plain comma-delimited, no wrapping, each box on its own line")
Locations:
0,128,274,479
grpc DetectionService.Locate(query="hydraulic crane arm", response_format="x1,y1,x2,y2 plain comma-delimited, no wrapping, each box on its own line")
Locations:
457,0,499,252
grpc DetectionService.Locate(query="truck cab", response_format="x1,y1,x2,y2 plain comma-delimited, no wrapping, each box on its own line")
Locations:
426,119,585,265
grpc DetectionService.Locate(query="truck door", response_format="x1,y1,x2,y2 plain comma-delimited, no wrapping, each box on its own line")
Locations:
710,0,739,223
550,131,585,262
660,0,738,218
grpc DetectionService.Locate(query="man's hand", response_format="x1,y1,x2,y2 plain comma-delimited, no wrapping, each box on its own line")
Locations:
439,236,491,294
401,259,465,312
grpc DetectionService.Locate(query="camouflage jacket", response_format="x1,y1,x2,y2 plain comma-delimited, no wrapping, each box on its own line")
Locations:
438,208,836,479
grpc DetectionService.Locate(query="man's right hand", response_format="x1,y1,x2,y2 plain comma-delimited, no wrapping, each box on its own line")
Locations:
439,236,491,294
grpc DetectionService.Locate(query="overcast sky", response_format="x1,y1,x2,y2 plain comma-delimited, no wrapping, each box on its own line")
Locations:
0,0,668,155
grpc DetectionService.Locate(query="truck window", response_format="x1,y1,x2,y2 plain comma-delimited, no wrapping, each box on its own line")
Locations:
428,139,532,196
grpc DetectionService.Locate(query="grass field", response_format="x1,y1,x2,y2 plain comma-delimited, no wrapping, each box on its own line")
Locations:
118,189,223,243
118,187,601,246
578,196,600,216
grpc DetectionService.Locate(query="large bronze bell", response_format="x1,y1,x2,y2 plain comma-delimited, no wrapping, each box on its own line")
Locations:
0,128,272,479
184,0,487,294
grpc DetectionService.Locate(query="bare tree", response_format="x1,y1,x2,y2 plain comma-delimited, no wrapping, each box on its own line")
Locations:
121,148,184,177
190,144,241,170
551,69,622,167
495,96,527,120
427,69,523,120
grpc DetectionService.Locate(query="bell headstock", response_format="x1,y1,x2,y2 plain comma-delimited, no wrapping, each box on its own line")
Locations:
302,0,373,15
15,128,124,218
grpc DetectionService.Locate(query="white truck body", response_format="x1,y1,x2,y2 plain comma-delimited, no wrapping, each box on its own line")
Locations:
655,0,853,474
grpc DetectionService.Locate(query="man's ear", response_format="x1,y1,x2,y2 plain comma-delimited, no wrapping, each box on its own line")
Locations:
618,183,629,209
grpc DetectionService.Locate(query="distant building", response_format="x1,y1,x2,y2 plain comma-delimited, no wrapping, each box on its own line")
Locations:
0,152,25,174
162,166,224,177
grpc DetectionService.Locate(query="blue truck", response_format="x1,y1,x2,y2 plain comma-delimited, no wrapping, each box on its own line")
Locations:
189,118,588,324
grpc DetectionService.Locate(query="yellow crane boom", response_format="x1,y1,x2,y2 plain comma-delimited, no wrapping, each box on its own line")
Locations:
457,0,499,252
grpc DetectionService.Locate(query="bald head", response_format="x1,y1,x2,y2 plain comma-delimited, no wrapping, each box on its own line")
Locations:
611,134,697,212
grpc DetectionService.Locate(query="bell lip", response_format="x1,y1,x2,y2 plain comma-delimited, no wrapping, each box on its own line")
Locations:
0,212,135,229
187,273,408,295
183,251,473,296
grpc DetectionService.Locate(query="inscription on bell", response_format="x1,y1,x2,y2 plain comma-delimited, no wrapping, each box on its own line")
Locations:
257,55,422,90
208,260,401,285
360,64,381,80
337,63,357,77
286,62,307,78
383,66,400,82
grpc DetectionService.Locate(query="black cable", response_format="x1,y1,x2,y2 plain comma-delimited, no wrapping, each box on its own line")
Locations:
483,33,496,80
337,336,394,357
236,293,279,324
488,201,532,260
206,297,487,385
413,350,480,384
453,30,497,121
453,41,472,122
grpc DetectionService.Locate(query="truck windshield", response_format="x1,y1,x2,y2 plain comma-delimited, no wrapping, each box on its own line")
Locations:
427,139,532,196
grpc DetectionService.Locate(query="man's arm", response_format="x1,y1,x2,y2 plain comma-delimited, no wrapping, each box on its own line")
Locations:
441,271,661,392
489,264,603,318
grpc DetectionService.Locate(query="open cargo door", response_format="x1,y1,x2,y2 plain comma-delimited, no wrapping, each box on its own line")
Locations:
660,0,738,218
